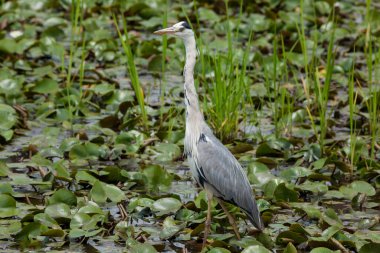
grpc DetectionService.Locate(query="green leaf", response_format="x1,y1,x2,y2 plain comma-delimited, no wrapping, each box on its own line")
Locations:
75,171,98,185
349,181,376,196
274,183,299,202
256,142,283,157
359,243,380,253
249,14,271,32
159,216,184,239
45,203,71,219
0,129,14,141
69,142,100,160
115,130,145,153
198,8,220,23
280,166,311,181
90,180,107,203
14,222,42,242
70,213,91,229
77,201,104,215
321,209,343,229
321,226,340,240
146,143,181,162
41,228,65,237
0,78,22,96
208,248,231,253
69,228,86,238
0,161,10,177
263,179,282,199
0,38,17,54
0,194,16,208
48,189,77,206
130,243,158,253
0,183,15,195
310,247,339,253
276,231,308,245
290,203,321,219
0,194,18,218
283,242,297,253
152,197,182,216
0,104,17,131
103,183,126,203
34,213,60,229
242,245,272,253
297,181,328,194
142,164,173,191
33,79,59,94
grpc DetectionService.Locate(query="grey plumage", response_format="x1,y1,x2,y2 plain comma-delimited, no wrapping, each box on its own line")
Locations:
187,122,263,230
154,21,263,232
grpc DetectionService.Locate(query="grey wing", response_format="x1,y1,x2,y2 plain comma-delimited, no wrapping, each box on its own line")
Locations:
194,131,263,230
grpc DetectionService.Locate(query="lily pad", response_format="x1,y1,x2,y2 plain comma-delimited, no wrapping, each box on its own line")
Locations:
152,197,182,216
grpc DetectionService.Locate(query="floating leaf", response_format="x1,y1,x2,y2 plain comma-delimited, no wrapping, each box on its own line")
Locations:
159,216,185,239
152,197,182,216
280,166,311,181
274,183,299,202
90,180,107,203
70,213,91,229
142,164,173,191
0,161,10,177
130,243,158,253
90,180,125,203
0,194,17,218
348,181,376,196
33,79,59,94
256,142,283,157
34,213,60,229
241,245,272,253
48,189,77,206
359,243,380,253
45,203,71,219
283,242,297,253
276,230,308,245
208,248,231,253
310,248,339,253
0,104,17,137
146,143,181,162
321,209,343,229
14,222,43,243
115,130,145,153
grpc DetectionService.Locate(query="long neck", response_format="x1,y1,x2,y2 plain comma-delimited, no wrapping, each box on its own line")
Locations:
183,35,203,121
183,35,204,156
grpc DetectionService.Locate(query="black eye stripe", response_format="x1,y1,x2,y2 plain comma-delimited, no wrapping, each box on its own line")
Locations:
182,21,191,29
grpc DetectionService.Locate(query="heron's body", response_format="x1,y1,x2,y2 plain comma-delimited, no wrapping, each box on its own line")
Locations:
154,21,263,246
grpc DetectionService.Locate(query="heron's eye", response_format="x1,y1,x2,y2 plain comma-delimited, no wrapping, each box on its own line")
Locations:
179,27,185,32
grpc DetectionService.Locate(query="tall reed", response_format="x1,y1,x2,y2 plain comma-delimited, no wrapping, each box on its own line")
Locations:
364,0,379,160
113,13,147,126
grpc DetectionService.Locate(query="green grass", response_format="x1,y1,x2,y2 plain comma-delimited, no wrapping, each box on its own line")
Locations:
348,51,357,169
365,0,379,160
200,1,252,142
62,0,83,126
296,0,336,155
113,13,147,127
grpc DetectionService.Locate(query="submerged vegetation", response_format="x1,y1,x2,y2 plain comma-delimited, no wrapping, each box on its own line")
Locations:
0,0,379,252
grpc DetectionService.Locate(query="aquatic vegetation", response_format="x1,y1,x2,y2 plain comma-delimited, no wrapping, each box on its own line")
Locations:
0,0,379,252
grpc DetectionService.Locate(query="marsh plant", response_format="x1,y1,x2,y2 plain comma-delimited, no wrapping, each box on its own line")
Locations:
0,0,379,252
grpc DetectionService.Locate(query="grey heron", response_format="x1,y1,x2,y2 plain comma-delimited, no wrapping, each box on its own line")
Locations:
154,21,264,247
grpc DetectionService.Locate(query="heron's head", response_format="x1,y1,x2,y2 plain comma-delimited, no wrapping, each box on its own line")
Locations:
154,21,193,39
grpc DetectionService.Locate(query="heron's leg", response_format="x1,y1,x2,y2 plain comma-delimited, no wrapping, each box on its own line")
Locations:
202,191,213,249
216,198,241,240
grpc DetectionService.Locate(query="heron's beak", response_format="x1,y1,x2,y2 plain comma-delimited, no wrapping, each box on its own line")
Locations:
154,26,177,35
